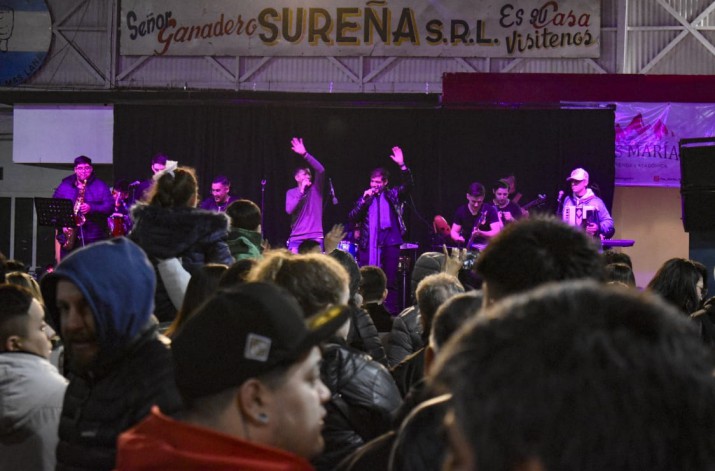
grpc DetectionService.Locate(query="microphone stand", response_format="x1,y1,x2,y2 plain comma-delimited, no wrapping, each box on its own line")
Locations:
555,191,565,217
260,179,266,237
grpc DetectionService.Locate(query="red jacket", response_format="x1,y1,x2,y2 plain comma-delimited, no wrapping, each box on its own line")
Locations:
115,407,314,471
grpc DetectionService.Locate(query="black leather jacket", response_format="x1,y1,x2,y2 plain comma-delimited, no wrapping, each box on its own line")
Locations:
386,305,423,368
313,337,402,471
348,167,413,251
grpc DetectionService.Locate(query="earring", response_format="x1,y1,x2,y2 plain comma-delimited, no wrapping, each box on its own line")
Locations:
257,413,269,424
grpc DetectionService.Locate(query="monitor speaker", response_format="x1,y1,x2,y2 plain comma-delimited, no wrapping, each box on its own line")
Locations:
680,138,715,232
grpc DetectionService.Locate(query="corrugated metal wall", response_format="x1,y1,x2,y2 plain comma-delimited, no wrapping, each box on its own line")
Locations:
5,0,714,94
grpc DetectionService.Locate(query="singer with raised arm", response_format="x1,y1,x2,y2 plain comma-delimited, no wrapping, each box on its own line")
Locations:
450,182,501,251
561,167,615,239
285,137,326,252
348,146,413,313
52,156,113,261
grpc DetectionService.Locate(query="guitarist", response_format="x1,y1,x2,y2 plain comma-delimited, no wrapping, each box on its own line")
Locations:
490,179,525,226
450,182,501,250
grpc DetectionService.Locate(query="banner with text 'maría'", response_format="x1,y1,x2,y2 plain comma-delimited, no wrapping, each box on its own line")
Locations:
119,0,600,57
615,103,715,188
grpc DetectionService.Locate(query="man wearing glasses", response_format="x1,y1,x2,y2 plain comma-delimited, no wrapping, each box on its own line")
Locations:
52,155,113,260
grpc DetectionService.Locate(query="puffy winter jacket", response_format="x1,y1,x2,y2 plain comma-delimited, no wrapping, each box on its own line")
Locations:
130,204,234,321
386,306,423,368
312,337,402,471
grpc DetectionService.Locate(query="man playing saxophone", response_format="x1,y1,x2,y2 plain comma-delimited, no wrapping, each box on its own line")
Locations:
53,156,113,261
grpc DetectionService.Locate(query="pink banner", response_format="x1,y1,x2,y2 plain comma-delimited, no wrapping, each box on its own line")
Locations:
615,103,715,187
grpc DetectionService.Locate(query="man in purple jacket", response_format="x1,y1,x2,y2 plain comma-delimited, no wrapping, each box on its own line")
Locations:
286,137,326,252
52,156,113,260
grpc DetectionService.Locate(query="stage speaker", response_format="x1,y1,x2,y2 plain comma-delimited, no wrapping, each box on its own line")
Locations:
682,191,715,232
680,138,715,232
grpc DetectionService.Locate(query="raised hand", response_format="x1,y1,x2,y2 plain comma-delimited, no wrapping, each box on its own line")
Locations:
443,244,466,277
324,224,347,254
389,146,404,167
291,137,307,156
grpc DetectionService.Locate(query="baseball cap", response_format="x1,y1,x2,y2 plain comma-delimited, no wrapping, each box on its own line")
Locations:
567,168,589,182
172,282,349,400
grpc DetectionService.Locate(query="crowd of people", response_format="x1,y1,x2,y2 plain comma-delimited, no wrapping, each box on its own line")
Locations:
2,145,715,471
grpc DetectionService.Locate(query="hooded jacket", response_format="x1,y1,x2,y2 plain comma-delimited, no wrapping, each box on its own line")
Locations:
0,352,68,471
40,238,183,471
227,227,264,261
130,203,234,321
562,189,615,238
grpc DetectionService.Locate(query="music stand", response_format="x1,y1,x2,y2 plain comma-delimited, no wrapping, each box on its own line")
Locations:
34,198,76,229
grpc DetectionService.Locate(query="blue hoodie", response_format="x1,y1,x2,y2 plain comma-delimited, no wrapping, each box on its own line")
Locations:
41,237,156,356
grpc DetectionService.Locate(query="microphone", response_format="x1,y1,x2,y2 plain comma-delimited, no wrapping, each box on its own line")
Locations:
128,180,141,187
328,178,338,205
557,190,564,203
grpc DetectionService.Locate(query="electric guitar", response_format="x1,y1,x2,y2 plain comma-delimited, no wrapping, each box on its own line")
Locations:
520,194,547,211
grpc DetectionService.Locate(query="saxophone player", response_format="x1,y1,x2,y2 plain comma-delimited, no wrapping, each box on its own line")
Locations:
53,156,113,261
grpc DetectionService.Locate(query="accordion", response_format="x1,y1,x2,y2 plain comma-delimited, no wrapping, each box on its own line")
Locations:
563,204,598,230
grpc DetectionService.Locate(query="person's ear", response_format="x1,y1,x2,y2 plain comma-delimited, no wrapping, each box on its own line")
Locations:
238,378,273,426
4,335,22,352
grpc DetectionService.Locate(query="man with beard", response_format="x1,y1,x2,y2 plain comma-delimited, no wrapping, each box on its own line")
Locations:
40,238,182,471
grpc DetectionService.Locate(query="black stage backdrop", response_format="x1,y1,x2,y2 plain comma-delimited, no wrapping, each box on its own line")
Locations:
114,103,615,249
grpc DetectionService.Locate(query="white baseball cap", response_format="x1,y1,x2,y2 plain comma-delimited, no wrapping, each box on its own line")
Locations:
567,168,589,182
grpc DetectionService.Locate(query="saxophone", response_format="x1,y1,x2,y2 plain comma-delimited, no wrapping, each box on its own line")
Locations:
62,179,87,251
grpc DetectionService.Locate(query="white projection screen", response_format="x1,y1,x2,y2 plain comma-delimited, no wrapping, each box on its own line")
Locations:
13,105,114,164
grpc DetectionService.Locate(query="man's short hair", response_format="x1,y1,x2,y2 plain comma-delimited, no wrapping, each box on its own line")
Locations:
604,262,636,287
74,155,92,166
359,265,387,302
298,239,321,254
212,175,230,186
226,199,261,231
430,291,483,351
476,215,603,302
249,251,350,317
491,180,509,193
0,284,34,348
416,273,464,340
467,182,485,198
294,166,312,178
433,280,715,471
370,167,390,181
151,153,168,166
602,250,633,268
